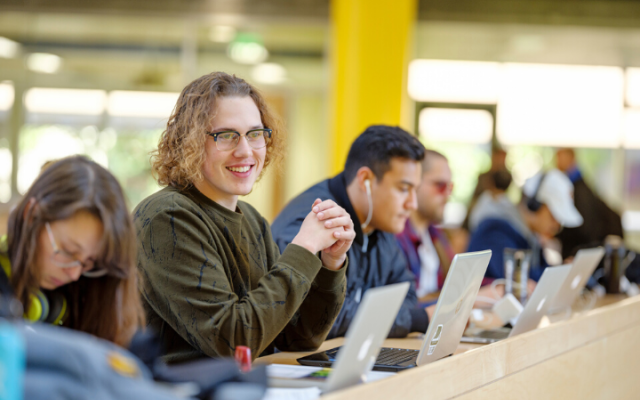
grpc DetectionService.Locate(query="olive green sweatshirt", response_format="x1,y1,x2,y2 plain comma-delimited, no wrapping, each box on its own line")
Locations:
134,186,347,363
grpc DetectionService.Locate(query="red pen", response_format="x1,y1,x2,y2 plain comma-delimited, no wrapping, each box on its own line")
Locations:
234,345,252,372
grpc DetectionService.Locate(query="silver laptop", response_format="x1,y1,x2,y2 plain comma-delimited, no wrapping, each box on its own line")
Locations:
548,247,605,315
461,264,572,344
299,250,492,372
273,282,409,393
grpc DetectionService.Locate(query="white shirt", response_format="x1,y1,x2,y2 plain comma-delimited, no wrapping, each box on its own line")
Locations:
416,229,440,298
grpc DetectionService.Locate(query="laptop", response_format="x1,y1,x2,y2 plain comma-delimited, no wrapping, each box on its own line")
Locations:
298,250,492,372
547,247,605,315
461,264,572,344
268,282,409,393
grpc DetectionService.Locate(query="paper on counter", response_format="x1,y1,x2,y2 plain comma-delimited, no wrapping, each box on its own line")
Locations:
267,364,395,382
262,387,321,400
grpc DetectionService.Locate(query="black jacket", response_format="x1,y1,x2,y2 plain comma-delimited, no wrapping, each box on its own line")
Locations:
556,177,624,259
271,173,428,339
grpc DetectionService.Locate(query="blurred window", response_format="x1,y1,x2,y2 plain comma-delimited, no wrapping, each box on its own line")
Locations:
626,68,640,107
497,63,624,148
419,107,493,144
107,91,179,118
624,109,640,149
0,81,14,112
25,88,106,115
18,124,161,207
408,60,500,104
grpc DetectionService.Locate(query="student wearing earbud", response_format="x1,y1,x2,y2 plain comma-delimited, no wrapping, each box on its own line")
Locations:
0,156,145,347
467,169,584,281
272,125,430,339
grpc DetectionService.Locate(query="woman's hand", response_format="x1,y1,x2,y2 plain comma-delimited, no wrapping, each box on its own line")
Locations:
291,199,355,270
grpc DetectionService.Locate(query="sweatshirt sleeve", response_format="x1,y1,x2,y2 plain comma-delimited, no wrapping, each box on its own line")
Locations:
263,224,347,352
137,205,326,360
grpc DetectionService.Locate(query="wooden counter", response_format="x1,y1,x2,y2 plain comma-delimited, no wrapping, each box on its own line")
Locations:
257,294,640,399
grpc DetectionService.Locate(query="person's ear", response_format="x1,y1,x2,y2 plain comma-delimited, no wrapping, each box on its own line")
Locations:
355,167,375,193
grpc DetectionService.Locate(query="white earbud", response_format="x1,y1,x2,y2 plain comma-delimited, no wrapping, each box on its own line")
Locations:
364,179,371,195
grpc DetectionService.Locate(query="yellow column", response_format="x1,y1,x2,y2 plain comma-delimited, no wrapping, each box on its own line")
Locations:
329,0,417,175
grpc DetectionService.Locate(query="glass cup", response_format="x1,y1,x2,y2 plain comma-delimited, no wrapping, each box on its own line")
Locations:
504,248,532,305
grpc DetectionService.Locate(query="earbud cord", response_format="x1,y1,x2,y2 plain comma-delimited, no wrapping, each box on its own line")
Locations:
361,183,373,253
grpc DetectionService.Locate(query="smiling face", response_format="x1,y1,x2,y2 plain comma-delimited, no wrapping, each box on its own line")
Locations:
194,96,267,210
37,210,104,290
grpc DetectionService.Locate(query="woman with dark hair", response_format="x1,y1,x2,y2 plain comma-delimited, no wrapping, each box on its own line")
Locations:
2,155,144,347
135,71,354,363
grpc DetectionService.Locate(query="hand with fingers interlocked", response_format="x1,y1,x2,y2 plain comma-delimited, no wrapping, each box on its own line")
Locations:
291,198,355,270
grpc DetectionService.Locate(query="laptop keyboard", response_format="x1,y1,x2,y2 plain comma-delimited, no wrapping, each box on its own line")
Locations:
324,346,419,366
375,347,419,366
324,347,339,360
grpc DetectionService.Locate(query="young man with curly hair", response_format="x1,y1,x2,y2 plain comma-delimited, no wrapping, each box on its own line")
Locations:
134,72,354,363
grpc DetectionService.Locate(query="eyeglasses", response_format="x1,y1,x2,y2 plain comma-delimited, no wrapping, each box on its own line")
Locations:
206,128,272,151
427,180,454,195
45,222,108,278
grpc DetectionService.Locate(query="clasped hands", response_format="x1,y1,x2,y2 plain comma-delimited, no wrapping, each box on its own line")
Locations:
291,198,355,270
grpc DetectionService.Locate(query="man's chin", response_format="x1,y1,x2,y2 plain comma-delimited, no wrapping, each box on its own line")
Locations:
389,221,407,235
237,190,255,198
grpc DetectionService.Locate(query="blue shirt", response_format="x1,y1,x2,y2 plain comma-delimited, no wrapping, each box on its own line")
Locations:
467,218,547,281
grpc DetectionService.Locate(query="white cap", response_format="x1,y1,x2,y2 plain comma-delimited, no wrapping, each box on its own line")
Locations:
523,169,583,228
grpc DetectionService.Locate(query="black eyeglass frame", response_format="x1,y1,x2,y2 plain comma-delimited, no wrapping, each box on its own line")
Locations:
206,128,272,150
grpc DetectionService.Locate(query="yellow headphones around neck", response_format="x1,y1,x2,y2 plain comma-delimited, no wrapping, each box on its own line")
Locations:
0,241,68,325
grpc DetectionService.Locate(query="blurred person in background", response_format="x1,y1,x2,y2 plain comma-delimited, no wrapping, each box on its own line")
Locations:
463,148,511,232
396,150,454,303
135,72,353,363
467,169,517,233
467,169,583,281
272,126,434,339
1,156,144,347
555,148,623,259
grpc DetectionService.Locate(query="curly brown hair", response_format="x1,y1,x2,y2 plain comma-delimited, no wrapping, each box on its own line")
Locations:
152,72,286,189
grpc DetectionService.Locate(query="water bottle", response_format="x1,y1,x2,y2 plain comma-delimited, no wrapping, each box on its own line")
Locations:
0,321,25,400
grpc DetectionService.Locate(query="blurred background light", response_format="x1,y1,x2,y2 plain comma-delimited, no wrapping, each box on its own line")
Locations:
209,25,236,43
507,34,546,55
509,152,544,187
408,60,501,103
227,33,268,64
623,109,640,149
251,63,287,85
17,126,85,194
25,88,106,115
0,37,20,59
0,147,11,203
107,91,179,118
497,63,624,148
623,211,640,232
419,108,493,144
626,68,640,107
0,81,14,111
443,202,467,227
26,53,62,74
